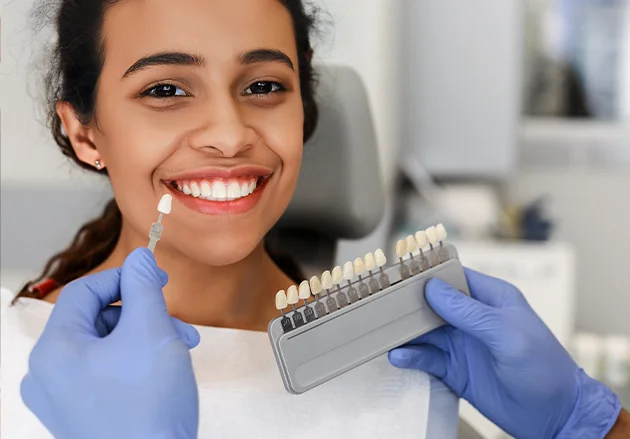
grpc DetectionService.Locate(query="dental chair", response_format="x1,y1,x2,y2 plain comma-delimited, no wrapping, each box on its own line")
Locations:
0,65,481,439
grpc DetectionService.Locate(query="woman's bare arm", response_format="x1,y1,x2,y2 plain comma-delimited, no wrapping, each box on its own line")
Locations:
606,409,630,438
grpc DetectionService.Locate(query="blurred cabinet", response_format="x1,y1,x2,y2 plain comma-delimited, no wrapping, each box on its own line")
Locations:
398,0,524,178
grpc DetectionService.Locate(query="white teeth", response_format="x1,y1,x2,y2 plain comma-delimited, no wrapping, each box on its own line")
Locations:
298,281,311,300
227,181,240,200
343,262,354,281
331,266,343,285
175,179,258,201
190,182,201,198
321,270,333,289
364,252,376,271
353,258,365,275
374,249,387,267
212,181,227,201
395,240,407,258
275,290,288,310
200,181,212,199
241,182,250,196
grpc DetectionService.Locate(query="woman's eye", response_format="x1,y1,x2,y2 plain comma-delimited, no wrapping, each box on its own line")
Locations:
143,84,188,98
243,81,284,96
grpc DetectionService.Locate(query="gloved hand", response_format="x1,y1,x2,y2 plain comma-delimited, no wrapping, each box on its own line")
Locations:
389,269,621,439
21,248,200,439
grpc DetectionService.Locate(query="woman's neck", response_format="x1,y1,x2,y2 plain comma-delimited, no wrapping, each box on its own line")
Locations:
98,222,294,331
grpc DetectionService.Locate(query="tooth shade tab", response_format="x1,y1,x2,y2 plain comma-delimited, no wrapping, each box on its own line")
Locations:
287,285,299,304
406,235,418,253
332,266,343,284
157,194,173,214
436,223,447,241
364,253,376,271
298,281,311,299
309,276,323,295
415,231,427,248
275,290,288,310
343,262,355,280
321,271,333,289
426,226,438,245
395,240,407,258
374,249,387,267
353,258,366,275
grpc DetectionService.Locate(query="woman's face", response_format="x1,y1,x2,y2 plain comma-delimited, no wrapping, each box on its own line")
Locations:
88,0,304,265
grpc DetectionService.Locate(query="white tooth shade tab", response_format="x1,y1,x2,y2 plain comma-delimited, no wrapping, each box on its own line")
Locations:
415,231,427,248
406,235,418,253
426,226,438,245
343,262,355,280
287,285,299,305
353,258,366,275
157,194,173,214
374,249,387,267
309,276,323,295
395,240,407,258
275,290,288,310
298,281,311,300
321,271,333,289
332,266,343,284
364,253,376,271
436,223,447,241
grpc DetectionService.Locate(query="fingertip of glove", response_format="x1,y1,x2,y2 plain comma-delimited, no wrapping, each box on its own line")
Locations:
388,349,412,368
186,326,201,349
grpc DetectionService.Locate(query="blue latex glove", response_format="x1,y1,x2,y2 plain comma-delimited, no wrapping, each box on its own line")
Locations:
389,269,621,439
21,248,200,439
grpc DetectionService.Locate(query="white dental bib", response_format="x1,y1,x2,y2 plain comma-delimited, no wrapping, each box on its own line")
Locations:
1,287,458,439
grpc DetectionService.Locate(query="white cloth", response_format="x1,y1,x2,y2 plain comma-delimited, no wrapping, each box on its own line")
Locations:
1,287,451,439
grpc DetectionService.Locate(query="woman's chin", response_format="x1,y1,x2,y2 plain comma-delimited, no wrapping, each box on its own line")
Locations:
168,233,264,267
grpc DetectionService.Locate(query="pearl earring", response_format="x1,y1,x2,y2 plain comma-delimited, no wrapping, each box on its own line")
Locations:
95,159,102,169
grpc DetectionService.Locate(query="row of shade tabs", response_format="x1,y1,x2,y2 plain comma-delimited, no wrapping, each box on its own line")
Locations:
274,224,448,332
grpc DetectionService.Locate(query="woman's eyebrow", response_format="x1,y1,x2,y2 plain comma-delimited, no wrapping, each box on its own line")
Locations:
237,49,294,71
122,52,206,78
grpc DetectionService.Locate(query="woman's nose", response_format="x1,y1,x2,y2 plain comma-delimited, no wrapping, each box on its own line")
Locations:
186,97,256,157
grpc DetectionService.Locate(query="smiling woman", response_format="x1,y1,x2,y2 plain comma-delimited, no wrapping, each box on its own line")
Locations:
13,0,319,330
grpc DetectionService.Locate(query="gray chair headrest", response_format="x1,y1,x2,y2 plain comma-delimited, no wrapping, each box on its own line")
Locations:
275,65,385,240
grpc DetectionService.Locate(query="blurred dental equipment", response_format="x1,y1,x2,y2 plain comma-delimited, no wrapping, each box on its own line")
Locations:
148,194,172,253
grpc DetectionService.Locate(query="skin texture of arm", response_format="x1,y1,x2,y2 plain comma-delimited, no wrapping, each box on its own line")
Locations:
606,409,630,439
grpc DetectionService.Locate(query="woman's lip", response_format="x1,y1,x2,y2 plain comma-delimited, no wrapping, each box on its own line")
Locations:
162,165,273,182
165,177,269,216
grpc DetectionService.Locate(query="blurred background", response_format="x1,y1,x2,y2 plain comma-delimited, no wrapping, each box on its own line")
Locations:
2,0,630,437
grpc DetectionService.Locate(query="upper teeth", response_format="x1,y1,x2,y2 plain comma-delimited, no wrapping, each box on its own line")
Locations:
176,179,257,201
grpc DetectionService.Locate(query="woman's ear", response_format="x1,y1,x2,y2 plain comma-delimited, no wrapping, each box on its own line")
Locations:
56,101,104,169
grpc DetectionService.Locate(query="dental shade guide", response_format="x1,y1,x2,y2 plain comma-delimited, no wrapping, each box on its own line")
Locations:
268,224,471,394
148,194,172,253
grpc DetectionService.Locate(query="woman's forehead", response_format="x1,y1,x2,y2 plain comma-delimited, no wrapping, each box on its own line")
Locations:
102,0,297,71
